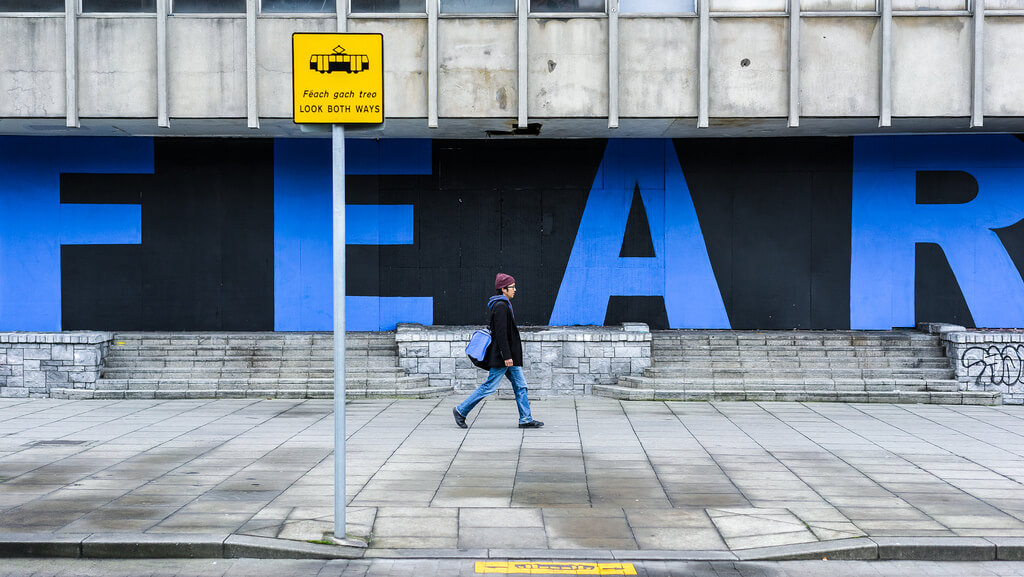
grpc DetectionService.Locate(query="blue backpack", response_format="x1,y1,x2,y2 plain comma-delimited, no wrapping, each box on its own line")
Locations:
465,328,492,370
465,298,505,370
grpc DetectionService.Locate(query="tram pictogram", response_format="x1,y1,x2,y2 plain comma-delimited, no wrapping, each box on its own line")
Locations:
310,46,370,75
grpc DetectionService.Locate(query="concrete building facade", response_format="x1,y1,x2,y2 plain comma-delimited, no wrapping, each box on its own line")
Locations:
2,0,1024,335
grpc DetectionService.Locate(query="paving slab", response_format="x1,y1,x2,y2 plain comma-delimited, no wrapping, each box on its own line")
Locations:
3,398,1024,562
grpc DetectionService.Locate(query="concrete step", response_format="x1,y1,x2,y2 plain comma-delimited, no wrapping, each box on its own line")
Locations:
652,330,939,342
100,369,406,379
99,360,395,371
646,358,952,370
110,334,392,341
638,367,954,380
106,346,395,357
618,375,960,392
651,337,940,346
651,341,943,350
651,346,947,357
95,375,430,391
106,346,395,354
59,385,453,400
102,360,399,373
100,364,403,375
112,331,389,340
592,384,1001,405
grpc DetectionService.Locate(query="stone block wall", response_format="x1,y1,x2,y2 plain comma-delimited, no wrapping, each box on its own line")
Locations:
924,323,1024,405
395,323,651,395
0,332,113,398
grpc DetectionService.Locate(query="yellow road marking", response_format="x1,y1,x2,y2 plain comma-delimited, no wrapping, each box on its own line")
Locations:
475,561,637,575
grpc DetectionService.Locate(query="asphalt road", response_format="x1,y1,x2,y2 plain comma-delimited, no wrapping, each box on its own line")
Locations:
3,558,1024,576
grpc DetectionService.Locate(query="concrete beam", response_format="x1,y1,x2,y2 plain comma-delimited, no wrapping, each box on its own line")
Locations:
65,0,78,128
879,0,891,127
247,0,259,129
608,0,619,129
157,0,168,128
971,0,984,127
698,0,709,128
788,0,800,127
428,0,438,128
518,0,528,128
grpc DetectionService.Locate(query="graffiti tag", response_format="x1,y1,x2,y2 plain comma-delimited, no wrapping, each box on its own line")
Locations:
960,344,1024,389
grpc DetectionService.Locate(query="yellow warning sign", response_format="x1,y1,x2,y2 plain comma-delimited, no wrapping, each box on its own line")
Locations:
475,561,637,575
292,33,384,124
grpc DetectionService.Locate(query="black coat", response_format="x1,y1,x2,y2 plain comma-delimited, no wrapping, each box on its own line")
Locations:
487,300,523,368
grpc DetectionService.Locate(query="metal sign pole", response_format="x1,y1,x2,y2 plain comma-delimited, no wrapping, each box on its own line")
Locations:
333,0,348,543
291,3,374,546
332,122,346,540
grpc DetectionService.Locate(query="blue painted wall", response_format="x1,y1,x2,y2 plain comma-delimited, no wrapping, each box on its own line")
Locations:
3,134,1024,331
0,137,153,331
851,135,1024,329
549,139,729,328
273,138,433,331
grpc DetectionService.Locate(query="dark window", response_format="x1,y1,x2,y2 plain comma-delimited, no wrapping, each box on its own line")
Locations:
261,0,336,12
893,0,966,8
351,0,425,11
801,0,874,8
0,0,63,11
82,0,157,11
174,0,246,12
441,0,515,13
620,0,693,11
530,0,603,12
708,0,784,10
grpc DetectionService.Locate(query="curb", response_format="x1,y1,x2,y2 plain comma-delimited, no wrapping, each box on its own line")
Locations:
1,533,1023,562
0,533,364,560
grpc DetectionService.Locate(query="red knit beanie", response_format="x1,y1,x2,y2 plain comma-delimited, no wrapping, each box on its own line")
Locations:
495,273,516,291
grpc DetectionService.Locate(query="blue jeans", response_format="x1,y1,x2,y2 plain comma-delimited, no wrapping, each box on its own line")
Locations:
456,366,534,424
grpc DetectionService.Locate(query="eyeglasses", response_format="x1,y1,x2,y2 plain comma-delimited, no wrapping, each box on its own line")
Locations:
506,285,516,290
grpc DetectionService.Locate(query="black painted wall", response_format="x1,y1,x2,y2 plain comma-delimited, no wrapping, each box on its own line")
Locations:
59,137,1023,331
61,139,274,331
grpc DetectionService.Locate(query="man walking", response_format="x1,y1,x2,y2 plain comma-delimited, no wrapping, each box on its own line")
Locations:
453,273,544,429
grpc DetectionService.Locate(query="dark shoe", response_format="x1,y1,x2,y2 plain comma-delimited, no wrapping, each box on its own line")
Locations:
518,420,544,429
453,407,468,429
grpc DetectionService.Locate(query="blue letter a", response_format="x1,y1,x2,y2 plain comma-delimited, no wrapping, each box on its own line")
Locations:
549,140,730,328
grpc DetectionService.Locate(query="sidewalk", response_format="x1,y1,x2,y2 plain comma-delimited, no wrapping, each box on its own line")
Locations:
2,397,1024,561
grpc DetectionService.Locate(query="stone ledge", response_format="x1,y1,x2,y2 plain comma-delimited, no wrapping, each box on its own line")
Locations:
937,325,1024,402
396,324,652,396
942,331,1024,344
0,332,113,345
918,322,967,335
396,324,652,343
